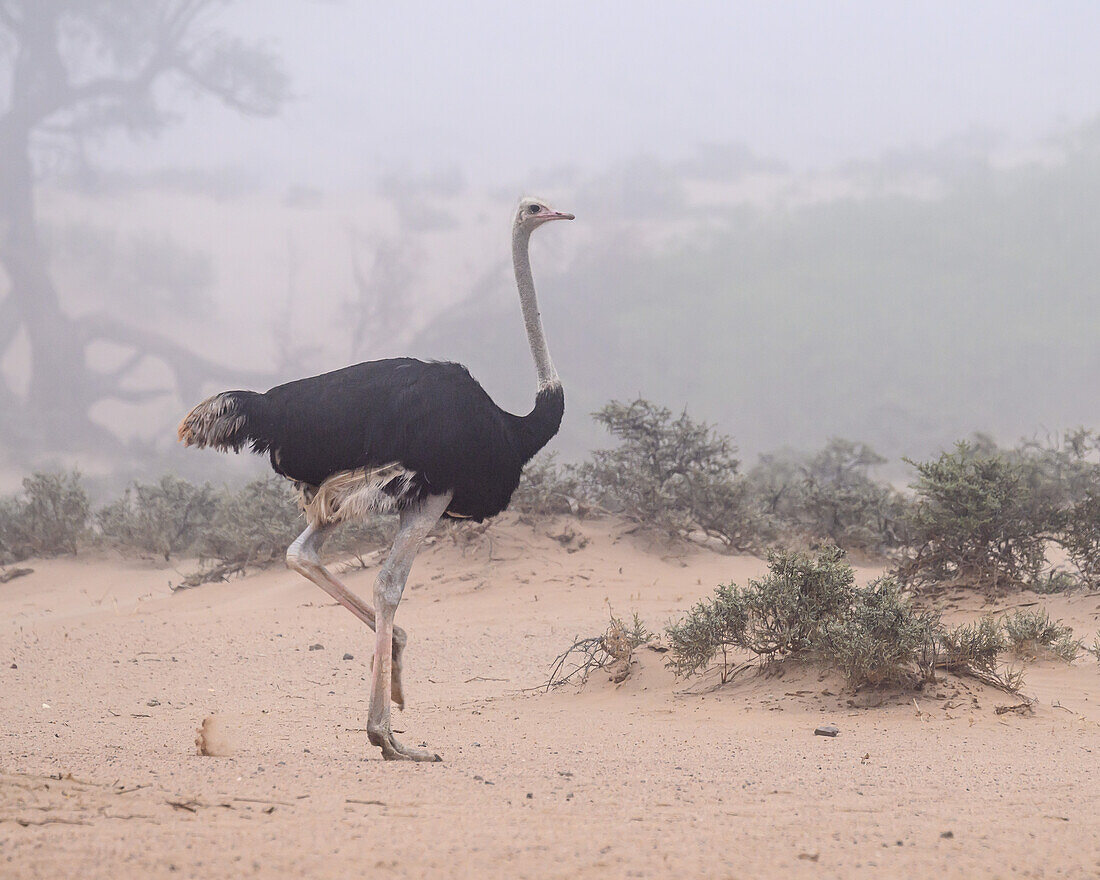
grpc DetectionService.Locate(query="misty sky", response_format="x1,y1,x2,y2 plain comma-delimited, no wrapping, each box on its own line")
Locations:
114,0,1100,186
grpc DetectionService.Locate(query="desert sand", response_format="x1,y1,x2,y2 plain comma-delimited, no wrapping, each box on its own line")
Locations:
3,515,1100,878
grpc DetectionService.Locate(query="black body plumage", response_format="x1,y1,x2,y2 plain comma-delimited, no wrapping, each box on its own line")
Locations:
185,358,564,521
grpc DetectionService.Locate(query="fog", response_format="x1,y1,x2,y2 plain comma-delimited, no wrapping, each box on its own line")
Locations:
2,1,1100,490
106,2,1100,183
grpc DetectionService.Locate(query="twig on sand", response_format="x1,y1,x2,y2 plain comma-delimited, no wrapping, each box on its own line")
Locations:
173,560,246,591
13,816,90,827
994,701,1035,716
546,635,608,689
346,798,386,806
672,661,756,695
232,797,295,807
0,567,33,583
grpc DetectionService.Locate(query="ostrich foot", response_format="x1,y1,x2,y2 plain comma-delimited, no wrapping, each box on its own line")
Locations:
367,724,441,762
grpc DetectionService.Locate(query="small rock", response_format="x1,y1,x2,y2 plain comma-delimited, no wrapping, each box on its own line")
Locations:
526,793,533,799
309,644,324,651
342,653,354,661
814,724,839,737
940,830,954,839
10,663,16,669
146,699,160,707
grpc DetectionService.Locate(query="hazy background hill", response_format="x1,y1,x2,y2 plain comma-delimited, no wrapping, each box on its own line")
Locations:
411,128,1100,463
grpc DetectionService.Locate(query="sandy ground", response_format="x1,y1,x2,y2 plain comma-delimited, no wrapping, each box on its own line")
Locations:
3,515,1100,879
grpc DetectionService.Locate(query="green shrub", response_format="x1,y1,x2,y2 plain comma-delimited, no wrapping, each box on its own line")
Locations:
0,471,90,562
667,547,1023,690
800,440,912,552
1059,490,1100,588
579,399,755,551
820,578,939,687
664,583,751,681
1014,428,1100,511
746,439,910,554
1002,608,1080,662
898,442,1055,592
511,452,584,517
731,546,857,657
97,475,218,560
197,477,303,566
937,617,1006,675
667,547,872,682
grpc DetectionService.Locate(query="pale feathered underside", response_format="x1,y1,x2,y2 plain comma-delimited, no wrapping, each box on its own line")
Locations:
297,464,419,528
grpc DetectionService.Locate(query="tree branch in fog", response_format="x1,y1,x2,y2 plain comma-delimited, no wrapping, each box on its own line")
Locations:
0,0,288,461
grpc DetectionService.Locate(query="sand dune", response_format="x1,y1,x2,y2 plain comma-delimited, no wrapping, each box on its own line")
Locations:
3,515,1100,878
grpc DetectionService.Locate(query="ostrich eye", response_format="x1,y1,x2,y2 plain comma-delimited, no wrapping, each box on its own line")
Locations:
528,204,541,214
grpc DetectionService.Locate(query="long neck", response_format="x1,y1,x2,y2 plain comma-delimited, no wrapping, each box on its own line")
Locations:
512,224,559,390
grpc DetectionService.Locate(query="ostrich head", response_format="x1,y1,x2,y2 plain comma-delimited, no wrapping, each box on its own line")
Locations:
515,196,574,230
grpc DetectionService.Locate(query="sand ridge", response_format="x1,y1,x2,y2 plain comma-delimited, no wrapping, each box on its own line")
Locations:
2,514,1100,878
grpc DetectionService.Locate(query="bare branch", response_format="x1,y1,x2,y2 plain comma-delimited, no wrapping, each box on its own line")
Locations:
162,0,219,45
79,312,274,402
103,349,146,381
175,31,287,117
63,46,174,109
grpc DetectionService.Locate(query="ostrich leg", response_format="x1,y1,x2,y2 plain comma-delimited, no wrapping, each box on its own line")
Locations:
286,524,410,708
367,492,452,761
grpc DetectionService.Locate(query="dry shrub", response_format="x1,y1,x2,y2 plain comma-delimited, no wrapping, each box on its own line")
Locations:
547,611,652,687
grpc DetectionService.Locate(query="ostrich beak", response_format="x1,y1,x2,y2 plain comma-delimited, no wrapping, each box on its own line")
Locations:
546,210,575,221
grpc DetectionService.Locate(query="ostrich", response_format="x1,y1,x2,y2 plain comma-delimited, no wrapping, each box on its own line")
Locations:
178,198,572,761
